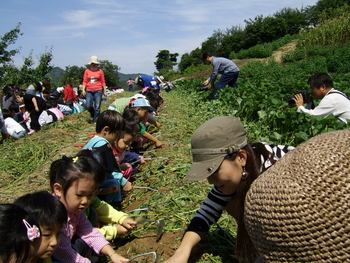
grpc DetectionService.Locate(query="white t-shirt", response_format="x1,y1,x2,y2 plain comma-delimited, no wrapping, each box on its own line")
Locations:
297,88,350,123
2,117,26,136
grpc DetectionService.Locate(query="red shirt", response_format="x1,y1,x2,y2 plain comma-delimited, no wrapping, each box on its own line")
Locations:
63,85,78,102
83,68,106,91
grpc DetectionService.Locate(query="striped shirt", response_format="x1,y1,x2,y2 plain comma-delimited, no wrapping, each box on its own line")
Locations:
187,142,294,236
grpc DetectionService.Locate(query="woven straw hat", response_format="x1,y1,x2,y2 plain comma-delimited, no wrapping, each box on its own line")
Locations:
244,129,350,262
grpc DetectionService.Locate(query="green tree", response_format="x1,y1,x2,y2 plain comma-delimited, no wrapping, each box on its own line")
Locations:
178,47,202,73
98,60,120,87
273,7,309,35
59,65,85,86
0,23,22,82
154,50,179,72
61,60,120,88
307,0,350,25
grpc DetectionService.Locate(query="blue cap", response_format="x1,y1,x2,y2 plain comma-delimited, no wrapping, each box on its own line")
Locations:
131,97,155,112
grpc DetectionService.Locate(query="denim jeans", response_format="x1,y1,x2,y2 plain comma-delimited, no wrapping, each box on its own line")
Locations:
213,71,239,99
85,90,103,121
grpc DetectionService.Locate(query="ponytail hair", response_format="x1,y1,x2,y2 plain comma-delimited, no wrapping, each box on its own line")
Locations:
49,152,105,196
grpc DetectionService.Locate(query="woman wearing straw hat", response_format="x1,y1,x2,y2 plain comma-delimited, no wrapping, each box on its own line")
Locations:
82,55,107,123
244,129,350,262
165,116,294,263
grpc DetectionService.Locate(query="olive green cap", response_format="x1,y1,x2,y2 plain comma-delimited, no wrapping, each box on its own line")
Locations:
186,116,247,181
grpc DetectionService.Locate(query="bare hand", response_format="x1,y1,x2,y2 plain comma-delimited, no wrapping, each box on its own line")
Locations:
202,80,209,86
155,141,164,148
122,181,133,192
121,217,137,231
110,253,129,263
293,93,305,108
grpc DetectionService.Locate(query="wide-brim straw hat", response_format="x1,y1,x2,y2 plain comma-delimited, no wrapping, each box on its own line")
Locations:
88,55,100,65
244,129,350,262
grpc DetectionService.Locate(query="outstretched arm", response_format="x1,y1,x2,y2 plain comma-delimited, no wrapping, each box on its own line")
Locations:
164,231,201,263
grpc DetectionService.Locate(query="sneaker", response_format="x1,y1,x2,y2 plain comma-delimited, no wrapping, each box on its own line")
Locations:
88,117,93,124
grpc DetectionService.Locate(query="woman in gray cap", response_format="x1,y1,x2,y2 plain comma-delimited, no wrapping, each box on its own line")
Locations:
165,116,294,263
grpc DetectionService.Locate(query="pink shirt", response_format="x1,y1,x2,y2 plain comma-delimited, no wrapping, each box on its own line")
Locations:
83,68,106,91
52,197,109,262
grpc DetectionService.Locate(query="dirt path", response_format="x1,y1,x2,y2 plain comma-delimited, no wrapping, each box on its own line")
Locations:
271,39,298,64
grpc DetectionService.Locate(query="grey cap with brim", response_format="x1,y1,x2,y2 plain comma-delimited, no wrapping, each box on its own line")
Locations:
186,116,247,181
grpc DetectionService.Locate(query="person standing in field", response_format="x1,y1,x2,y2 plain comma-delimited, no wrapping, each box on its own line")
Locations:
202,52,240,99
82,55,107,124
126,78,134,92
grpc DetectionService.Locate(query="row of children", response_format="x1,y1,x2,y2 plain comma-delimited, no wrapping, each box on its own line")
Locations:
0,85,166,262
0,82,86,140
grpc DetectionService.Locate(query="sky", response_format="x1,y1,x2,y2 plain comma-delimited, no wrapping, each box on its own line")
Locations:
1,0,318,75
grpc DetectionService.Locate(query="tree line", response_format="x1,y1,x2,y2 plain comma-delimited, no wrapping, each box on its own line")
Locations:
175,0,350,74
1,0,350,89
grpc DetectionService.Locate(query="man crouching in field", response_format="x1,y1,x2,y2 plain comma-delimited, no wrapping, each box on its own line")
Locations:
202,52,240,99
293,72,350,123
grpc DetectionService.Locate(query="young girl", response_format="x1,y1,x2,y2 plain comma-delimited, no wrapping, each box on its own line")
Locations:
49,154,129,263
13,90,47,132
165,116,295,263
14,191,68,263
0,204,41,263
112,117,141,180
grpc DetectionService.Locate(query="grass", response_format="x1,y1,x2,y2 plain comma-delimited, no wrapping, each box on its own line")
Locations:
0,90,238,262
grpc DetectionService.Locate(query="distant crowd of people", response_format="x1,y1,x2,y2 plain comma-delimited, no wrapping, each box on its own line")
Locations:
0,80,86,140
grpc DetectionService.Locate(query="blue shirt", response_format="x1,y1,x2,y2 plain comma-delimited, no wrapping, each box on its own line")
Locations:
140,75,160,89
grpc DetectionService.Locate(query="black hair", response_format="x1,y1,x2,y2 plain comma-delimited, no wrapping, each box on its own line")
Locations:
2,108,12,119
122,108,141,122
64,80,72,86
142,88,163,108
43,89,50,95
42,80,51,89
95,110,125,134
14,191,67,230
223,144,260,263
0,204,40,263
145,96,158,110
49,153,106,197
119,117,140,139
12,89,26,101
307,73,333,89
202,52,212,61
34,81,43,92
9,103,20,113
2,84,17,96
46,100,58,109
